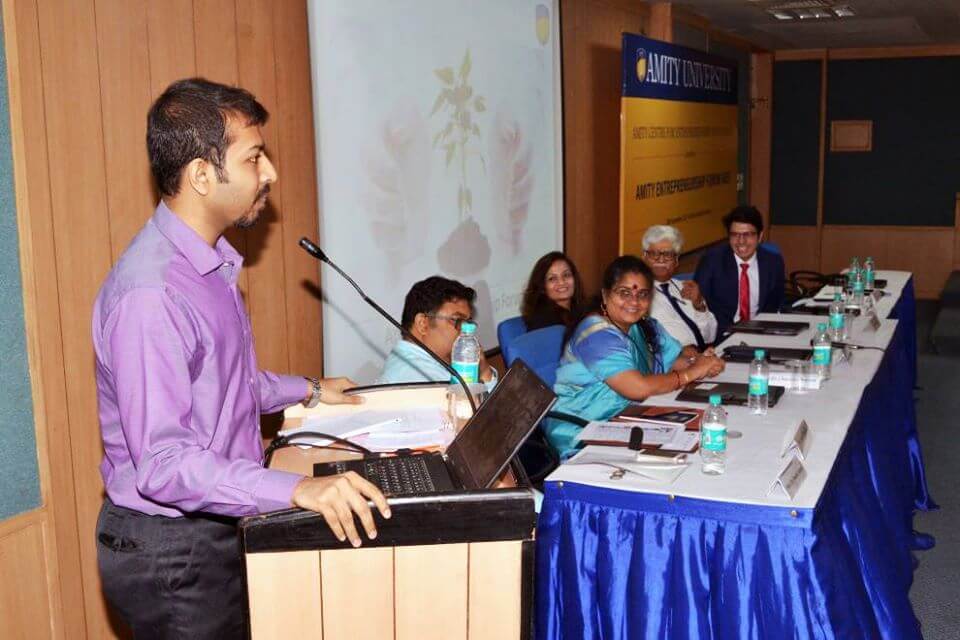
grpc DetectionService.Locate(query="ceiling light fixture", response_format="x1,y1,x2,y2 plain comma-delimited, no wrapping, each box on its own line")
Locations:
833,6,856,17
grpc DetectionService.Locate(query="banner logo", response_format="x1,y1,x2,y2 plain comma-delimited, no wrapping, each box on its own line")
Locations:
635,48,648,82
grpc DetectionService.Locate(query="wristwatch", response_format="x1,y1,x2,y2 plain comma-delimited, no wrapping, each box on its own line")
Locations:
303,377,322,408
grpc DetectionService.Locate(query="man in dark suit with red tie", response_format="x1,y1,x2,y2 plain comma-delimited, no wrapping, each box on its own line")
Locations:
694,205,785,335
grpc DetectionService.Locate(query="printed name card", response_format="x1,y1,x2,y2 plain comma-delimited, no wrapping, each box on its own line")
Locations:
866,309,881,332
768,453,807,501
780,420,810,461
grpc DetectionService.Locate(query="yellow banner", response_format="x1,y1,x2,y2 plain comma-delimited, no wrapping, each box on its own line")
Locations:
619,97,738,255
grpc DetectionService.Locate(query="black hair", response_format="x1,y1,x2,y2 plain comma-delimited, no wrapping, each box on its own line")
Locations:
147,77,269,197
722,205,764,234
565,255,661,369
400,276,476,331
520,251,585,327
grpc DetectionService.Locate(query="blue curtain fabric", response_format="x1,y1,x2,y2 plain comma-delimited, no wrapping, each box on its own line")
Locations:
536,278,934,639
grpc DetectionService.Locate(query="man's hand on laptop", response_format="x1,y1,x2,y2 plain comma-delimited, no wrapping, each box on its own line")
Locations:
292,473,391,547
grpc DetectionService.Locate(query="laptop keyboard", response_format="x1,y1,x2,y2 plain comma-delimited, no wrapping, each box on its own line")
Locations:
364,456,437,495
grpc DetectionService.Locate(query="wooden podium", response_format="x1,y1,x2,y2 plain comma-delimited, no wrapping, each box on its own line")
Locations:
239,384,536,640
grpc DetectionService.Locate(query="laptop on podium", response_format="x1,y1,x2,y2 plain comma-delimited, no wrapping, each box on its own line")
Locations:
313,359,556,496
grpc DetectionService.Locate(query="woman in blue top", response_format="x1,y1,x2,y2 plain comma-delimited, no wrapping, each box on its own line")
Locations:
546,256,725,458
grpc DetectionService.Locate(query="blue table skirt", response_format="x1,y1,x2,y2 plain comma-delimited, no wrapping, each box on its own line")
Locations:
536,278,935,639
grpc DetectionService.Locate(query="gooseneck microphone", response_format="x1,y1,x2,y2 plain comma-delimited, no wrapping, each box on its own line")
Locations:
299,237,478,414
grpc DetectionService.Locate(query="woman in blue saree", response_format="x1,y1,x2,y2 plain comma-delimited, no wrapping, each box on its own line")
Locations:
546,256,725,458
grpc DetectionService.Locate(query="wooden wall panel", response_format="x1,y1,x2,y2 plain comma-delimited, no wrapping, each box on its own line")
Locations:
0,515,55,640
767,225,819,276
237,0,290,373
146,0,197,98
821,226,953,299
560,0,648,295
4,0,324,636
34,0,116,636
192,0,250,297
95,0,155,261
4,0,82,634
273,0,324,376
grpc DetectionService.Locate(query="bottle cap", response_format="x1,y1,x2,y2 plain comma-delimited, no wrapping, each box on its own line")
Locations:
460,321,477,335
708,394,722,406
754,349,765,360
817,323,827,331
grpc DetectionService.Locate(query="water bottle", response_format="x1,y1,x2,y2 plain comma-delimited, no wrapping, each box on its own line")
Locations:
863,256,875,289
847,257,860,287
850,269,865,308
829,292,847,341
812,322,832,380
700,394,727,475
451,321,480,384
748,349,769,415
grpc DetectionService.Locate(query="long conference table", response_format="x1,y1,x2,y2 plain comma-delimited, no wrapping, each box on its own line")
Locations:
535,271,936,639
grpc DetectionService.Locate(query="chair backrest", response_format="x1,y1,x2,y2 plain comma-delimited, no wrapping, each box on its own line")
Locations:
497,316,527,364
504,325,566,388
761,241,782,256
674,272,694,281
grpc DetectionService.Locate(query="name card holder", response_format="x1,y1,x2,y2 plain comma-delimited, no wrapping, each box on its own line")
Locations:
780,420,810,461
866,309,882,332
767,453,807,501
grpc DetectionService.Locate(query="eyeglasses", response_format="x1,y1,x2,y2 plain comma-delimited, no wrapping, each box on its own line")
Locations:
611,287,652,302
427,313,473,331
643,249,678,262
728,231,758,241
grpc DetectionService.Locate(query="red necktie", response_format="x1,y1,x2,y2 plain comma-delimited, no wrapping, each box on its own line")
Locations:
739,263,750,322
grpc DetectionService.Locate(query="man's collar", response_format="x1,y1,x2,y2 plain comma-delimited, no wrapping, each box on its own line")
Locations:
734,251,758,268
153,201,242,275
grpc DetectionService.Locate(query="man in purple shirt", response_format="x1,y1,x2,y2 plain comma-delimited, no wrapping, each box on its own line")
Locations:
93,78,389,638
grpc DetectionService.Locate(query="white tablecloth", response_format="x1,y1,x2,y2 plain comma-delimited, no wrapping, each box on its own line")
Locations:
546,271,911,509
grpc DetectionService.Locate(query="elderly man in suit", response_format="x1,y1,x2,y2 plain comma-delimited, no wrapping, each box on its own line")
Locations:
694,205,785,334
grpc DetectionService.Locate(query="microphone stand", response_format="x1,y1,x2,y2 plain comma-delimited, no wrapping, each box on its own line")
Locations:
299,237,478,415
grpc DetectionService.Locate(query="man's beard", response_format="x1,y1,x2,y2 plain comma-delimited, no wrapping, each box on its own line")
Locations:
234,185,270,230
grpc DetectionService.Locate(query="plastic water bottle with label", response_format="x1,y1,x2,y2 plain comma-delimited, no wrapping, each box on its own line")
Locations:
850,269,866,308
748,349,769,415
451,321,480,384
812,322,832,380
829,292,847,341
863,256,876,289
847,257,860,286
700,394,726,475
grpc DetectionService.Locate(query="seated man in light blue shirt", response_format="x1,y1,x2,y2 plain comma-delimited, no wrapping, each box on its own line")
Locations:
378,276,497,388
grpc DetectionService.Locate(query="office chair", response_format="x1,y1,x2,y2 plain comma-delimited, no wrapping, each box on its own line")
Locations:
497,316,527,364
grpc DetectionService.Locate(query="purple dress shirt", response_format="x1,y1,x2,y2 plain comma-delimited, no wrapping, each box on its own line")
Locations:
93,202,306,518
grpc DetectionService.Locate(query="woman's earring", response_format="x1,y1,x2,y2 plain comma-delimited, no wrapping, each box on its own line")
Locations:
600,301,608,316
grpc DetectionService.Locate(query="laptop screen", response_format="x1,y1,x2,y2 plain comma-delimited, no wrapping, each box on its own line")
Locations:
445,359,556,490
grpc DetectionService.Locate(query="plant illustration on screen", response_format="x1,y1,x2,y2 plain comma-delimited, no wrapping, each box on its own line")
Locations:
432,48,491,275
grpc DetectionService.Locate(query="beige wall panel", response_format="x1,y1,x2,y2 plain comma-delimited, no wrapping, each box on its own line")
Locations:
395,544,469,640
0,517,55,640
146,0,197,98
820,226,952,298
320,547,394,640
468,540,523,640
273,0,324,376
246,550,323,639
236,0,290,373
768,226,819,276
560,0,647,296
35,0,116,636
95,0,156,260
